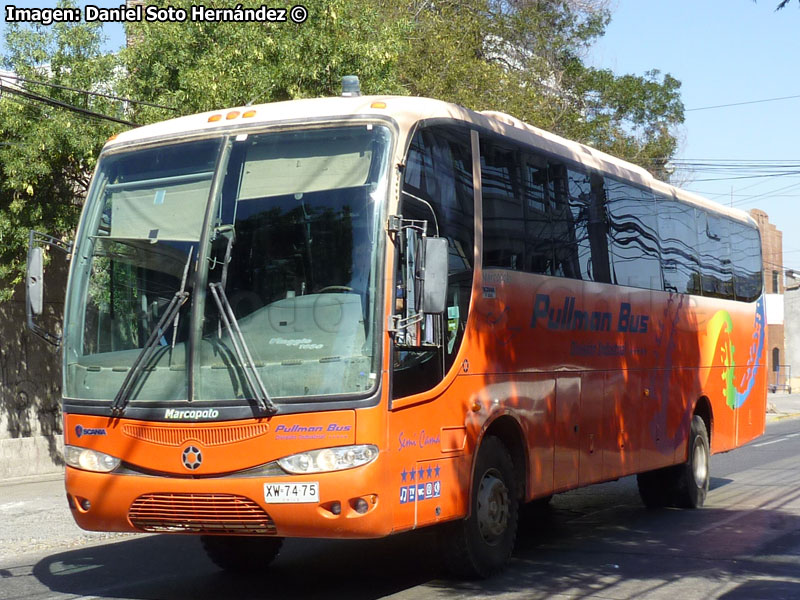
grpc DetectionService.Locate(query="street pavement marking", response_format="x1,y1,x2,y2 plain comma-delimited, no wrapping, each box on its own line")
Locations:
753,437,793,447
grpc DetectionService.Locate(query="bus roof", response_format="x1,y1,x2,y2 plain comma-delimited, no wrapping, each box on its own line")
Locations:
106,94,755,227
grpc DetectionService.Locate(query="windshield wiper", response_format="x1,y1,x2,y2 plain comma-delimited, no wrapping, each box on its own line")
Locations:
110,249,193,418
208,281,277,415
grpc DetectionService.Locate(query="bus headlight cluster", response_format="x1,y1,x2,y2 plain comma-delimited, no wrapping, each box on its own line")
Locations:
278,445,378,474
64,445,121,473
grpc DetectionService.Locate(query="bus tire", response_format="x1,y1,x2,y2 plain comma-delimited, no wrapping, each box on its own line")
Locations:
673,415,710,508
637,416,710,509
200,535,283,572
440,436,519,579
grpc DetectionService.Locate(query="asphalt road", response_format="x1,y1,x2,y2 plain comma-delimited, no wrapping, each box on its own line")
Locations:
3,417,800,599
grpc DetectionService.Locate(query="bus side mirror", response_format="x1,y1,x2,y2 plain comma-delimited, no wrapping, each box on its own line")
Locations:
422,237,447,315
27,246,44,317
26,230,71,347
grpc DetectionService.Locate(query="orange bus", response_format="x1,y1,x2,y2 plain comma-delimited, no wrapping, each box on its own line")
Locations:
28,83,766,578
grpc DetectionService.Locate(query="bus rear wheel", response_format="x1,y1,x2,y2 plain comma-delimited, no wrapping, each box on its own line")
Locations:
200,535,284,572
636,415,709,509
673,415,710,508
440,436,519,579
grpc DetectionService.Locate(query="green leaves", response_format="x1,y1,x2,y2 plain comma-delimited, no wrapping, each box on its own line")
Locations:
120,0,411,123
396,0,683,179
0,1,121,294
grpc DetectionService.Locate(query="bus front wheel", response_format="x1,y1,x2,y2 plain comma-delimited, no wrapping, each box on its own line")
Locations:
200,535,283,572
440,436,519,579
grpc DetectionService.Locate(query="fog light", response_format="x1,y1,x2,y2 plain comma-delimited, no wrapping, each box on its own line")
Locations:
353,498,369,514
79,498,91,511
331,501,341,515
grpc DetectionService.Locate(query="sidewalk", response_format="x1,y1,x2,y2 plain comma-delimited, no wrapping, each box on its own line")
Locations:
0,474,135,562
766,390,800,421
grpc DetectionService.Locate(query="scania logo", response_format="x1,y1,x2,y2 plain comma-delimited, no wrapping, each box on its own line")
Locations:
182,445,203,470
75,425,107,438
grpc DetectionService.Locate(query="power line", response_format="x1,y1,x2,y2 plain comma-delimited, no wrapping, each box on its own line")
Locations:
0,81,138,127
1,73,177,112
686,93,800,112
729,182,800,208
689,172,800,182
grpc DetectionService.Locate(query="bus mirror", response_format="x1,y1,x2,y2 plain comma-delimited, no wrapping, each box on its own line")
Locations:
26,230,71,347
27,246,44,317
422,237,447,314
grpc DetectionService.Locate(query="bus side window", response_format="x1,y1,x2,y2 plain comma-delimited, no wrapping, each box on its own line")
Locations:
697,213,734,299
520,152,552,275
481,140,523,271
562,168,595,281
605,177,662,290
393,125,475,399
731,222,762,302
657,197,701,295
547,162,584,280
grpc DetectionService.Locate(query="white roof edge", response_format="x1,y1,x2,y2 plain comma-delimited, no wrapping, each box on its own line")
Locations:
106,94,754,226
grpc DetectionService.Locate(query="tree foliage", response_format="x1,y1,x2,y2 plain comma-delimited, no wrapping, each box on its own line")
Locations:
120,0,412,123
0,9,121,298
396,0,683,178
123,0,683,178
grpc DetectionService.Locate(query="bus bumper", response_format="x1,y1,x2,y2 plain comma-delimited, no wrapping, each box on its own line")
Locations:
64,464,393,539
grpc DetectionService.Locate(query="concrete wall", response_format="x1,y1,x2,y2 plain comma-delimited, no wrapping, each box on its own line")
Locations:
0,262,67,480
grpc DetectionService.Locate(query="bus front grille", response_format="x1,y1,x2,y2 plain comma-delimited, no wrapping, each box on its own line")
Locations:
121,423,270,447
129,492,277,535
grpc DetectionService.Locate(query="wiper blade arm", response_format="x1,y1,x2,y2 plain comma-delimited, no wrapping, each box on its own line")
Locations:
209,282,277,415
110,289,189,417
110,248,194,418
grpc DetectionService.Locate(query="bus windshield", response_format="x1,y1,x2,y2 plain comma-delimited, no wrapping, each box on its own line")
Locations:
64,124,392,405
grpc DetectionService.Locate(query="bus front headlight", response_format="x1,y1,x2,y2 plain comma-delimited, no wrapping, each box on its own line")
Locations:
64,445,121,473
278,445,378,474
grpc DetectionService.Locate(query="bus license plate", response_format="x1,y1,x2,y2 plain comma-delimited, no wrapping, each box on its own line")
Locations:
263,482,319,503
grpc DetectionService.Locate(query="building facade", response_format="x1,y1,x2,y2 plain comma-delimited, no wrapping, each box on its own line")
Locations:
749,209,786,391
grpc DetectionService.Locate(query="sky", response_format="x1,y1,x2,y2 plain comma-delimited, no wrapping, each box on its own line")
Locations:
2,1,800,270
590,0,800,272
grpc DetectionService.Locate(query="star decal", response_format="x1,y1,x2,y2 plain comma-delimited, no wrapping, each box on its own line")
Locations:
401,468,408,482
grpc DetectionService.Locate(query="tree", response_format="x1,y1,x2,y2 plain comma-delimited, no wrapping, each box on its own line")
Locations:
122,1,683,180
120,0,412,124
397,0,683,179
0,10,122,299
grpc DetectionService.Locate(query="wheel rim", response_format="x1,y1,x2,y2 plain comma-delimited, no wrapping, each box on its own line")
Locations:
693,440,708,488
476,468,509,544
